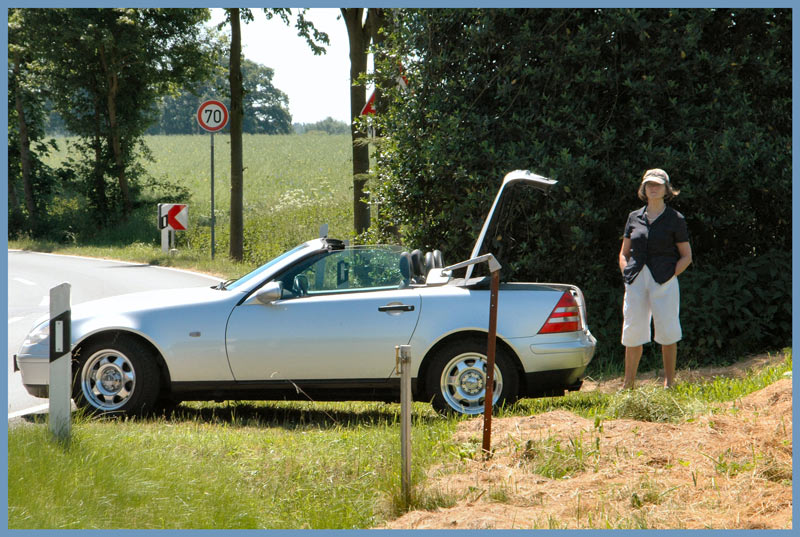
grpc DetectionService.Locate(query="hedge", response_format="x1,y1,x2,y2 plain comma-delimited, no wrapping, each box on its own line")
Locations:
369,8,791,368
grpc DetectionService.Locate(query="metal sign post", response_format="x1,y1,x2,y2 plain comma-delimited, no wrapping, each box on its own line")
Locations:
396,344,412,507
49,283,72,440
210,132,215,259
197,99,229,260
482,269,501,456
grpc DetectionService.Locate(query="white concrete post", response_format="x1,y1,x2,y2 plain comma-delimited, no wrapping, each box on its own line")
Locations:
161,228,170,252
49,282,72,440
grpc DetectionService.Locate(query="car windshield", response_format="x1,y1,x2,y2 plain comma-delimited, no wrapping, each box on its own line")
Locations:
223,243,310,290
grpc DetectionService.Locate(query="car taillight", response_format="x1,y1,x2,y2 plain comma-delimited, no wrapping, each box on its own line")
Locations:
538,291,582,334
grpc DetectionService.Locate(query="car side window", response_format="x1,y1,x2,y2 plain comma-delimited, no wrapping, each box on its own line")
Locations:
282,247,404,297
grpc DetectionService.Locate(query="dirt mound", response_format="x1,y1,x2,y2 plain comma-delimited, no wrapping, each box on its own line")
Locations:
382,368,792,529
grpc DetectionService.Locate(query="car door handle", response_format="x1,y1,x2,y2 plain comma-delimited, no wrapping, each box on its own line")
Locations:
378,304,415,312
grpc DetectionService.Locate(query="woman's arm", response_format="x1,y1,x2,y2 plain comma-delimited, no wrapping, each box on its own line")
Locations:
619,237,631,274
674,241,692,277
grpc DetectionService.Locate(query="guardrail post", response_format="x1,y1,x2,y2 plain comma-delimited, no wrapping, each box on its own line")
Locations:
396,344,412,507
49,282,72,440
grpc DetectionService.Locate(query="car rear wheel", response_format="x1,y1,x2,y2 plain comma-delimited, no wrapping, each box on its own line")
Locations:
427,338,519,415
72,335,161,416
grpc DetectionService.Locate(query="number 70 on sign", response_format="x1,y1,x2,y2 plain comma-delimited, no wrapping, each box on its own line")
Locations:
197,100,229,132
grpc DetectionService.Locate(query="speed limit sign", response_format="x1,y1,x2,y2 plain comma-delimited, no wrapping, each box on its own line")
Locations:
197,100,229,132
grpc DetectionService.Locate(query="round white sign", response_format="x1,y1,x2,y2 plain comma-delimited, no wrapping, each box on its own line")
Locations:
197,100,229,132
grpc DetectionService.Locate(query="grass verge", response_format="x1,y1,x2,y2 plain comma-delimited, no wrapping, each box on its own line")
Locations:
9,401,456,529
513,348,791,421
8,238,256,280
8,350,790,529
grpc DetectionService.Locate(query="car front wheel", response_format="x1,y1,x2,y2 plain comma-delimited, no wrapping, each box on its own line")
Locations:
72,335,161,416
427,338,519,415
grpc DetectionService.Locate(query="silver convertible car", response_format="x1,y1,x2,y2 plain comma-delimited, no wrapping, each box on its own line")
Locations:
16,170,596,416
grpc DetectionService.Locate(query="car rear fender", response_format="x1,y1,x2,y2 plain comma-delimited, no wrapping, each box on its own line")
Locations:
412,330,525,399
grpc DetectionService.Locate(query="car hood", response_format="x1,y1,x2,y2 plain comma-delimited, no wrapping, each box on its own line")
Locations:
69,286,235,320
24,286,235,330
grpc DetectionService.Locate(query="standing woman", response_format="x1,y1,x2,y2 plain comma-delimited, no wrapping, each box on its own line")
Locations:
619,169,692,389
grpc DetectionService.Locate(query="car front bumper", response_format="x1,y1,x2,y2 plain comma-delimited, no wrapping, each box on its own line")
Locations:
15,349,51,398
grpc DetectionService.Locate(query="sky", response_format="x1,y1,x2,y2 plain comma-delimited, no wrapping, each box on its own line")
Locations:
208,8,358,125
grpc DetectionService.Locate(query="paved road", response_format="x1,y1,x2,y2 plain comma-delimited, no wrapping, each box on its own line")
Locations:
7,251,220,417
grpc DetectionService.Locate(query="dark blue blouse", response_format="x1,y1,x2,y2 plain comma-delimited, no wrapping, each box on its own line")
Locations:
623,206,689,284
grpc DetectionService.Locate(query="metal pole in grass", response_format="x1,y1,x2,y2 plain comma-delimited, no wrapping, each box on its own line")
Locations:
49,283,72,440
210,132,215,260
197,99,228,259
396,345,412,506
482,268,501,456
442,253,502,457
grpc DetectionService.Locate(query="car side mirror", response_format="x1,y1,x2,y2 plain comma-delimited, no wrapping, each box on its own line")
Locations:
251,281,283,305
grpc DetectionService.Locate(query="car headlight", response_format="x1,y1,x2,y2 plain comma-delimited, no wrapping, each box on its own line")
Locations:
22,320,50,348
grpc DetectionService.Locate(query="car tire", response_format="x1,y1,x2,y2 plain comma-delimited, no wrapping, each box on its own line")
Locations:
426,337,519,415
72,335,161,416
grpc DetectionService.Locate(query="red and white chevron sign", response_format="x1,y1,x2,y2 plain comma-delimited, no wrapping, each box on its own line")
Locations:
158,204,188,231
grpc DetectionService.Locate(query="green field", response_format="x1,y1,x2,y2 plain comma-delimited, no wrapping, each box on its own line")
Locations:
39,133,357,265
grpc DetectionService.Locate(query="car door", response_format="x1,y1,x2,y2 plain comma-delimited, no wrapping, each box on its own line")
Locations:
225,247,421,381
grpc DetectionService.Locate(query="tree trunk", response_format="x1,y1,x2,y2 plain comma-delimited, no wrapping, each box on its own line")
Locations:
91,93,107,221
229,8,244,261
342,8,371,235
98,44,131,217
12,52,35,220
8,167,21,224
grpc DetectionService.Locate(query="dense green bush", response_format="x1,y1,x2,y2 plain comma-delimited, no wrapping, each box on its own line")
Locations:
370,9,791,367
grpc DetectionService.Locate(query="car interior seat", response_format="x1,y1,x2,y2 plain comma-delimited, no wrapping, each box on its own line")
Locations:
410,249,425,284
399,251,413,288
425,250,444,271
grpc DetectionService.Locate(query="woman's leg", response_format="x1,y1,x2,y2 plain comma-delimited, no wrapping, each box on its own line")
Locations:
623,345,643,389
661,342,677,388
651,275,680,388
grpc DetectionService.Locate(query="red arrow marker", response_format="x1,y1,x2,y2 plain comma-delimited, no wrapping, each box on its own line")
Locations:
167,204,187,230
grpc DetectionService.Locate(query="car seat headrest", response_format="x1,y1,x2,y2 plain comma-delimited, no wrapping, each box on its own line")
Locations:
410,249,424,279
424,251,435,273
432,249,444,268
399,251,412,285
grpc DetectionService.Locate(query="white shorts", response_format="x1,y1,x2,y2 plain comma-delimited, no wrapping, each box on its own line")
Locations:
621,265,682,347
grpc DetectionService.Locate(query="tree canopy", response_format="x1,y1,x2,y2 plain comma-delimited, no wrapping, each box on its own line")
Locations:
10,7,216,222
148,58,292,135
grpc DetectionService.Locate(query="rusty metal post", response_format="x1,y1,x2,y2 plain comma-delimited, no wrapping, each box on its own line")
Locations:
482,269,501,455
441,253,502,457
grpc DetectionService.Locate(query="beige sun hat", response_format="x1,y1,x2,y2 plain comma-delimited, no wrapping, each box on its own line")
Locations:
641,168,669,185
